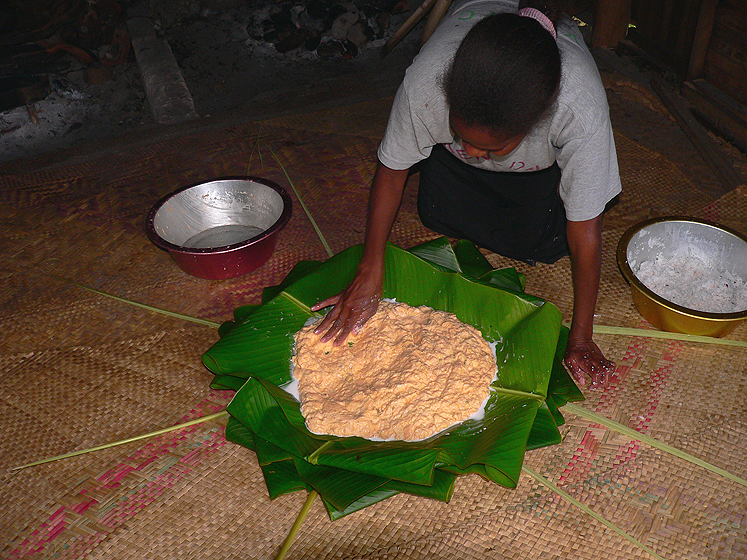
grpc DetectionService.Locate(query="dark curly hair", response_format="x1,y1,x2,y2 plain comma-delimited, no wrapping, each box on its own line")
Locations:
443,0,563,138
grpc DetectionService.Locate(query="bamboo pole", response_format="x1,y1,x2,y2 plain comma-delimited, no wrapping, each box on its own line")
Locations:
418,0,451,48
381,0,438,57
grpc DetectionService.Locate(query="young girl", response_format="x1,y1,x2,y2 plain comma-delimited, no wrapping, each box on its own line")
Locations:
312,0,621,389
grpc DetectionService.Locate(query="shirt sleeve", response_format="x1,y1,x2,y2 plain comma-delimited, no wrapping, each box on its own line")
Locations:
556,114,622,222
377,82,437,170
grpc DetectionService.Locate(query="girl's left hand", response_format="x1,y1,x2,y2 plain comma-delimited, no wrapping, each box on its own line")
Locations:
563,338,615,388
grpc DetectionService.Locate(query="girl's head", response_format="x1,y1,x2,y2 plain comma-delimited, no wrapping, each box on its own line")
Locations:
443,0,563,142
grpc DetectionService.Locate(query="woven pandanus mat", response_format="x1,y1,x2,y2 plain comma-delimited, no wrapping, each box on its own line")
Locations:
4,332,745,560
698,184,747,230
605,133,720,231
2,92,746,559
259,97,393,140
5,333,744,560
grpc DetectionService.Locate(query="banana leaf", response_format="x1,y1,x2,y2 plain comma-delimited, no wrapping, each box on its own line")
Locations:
203,238,583,518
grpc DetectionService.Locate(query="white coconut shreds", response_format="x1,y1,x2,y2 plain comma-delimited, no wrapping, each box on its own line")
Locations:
635,253,747,313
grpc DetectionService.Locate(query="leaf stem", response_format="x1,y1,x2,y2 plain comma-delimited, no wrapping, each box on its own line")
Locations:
489,386,546,401
79,284,222,328
275,490,318,560
562,403,747,488
269,147,334,257
522,466,665,560
280,291,324,318
307,441,335,464
248,125,263,172
42,270,221,328
10,411,229,471
570,322,747,348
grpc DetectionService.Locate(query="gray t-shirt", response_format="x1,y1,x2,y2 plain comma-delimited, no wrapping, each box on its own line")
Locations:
377,0,622,222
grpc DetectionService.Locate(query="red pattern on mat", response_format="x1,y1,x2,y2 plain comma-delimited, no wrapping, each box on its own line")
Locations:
9,392,234,559
612,341,683,471
560,330,683,487
700,198,721,223
559,335,649,484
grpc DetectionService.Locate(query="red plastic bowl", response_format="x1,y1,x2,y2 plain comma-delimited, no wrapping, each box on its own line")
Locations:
146,177,292,279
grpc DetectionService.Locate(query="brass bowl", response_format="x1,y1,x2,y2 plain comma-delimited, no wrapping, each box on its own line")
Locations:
616,216,747,337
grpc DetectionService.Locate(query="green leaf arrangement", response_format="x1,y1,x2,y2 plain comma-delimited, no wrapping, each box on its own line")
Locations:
201,237,584,520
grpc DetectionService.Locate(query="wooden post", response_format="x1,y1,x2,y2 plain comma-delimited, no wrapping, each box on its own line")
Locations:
650,73,745,194
686,0,718,81
591,0,632,49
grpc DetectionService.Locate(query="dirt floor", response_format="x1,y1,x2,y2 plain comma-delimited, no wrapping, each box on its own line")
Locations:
0,0,421,166
2,0,744,204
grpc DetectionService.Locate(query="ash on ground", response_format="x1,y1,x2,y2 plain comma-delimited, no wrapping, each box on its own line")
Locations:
0,0,420,165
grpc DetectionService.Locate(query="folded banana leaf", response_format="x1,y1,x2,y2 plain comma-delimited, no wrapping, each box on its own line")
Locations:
202,238,583,519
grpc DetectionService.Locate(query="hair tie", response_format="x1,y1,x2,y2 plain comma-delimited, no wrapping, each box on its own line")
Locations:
517,7,557,41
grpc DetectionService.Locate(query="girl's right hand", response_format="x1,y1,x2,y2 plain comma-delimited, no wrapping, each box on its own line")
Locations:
311,161,408,345
310,265,383,345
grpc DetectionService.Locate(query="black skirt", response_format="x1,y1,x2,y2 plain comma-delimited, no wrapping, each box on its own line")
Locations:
416,144,569,265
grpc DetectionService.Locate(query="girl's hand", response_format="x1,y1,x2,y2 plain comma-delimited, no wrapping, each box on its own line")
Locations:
563,338,614,388
310,268,383,345
565,215,612,389
310,162,407,345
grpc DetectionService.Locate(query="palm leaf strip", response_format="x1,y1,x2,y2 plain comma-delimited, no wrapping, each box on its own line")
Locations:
562,403,747,488
583,323,747,348
11,411,229,471
522,466,665,560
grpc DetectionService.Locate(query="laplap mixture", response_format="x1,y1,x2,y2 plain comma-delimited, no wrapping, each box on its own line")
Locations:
292,301,497,441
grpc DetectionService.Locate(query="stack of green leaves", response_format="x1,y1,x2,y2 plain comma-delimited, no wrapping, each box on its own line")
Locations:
202,238,583,519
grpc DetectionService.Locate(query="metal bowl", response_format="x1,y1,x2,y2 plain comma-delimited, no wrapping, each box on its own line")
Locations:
146,177,292,279
617,216,747,337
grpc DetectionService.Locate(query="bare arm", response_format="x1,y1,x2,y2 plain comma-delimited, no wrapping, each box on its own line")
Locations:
311,161,410,344
564,214,615,388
